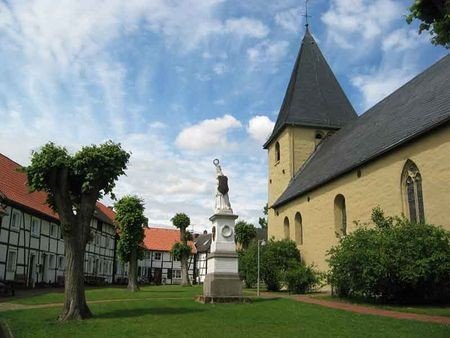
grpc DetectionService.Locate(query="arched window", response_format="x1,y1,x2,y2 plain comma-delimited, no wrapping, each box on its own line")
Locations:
275,142,280,163
295,212,303,245
334,194,347,237
283,216,290,240
402,160,425,223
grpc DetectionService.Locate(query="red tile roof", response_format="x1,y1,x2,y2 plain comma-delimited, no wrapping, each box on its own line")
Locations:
143,227,197,253
0,153,58,220
0,153,114,224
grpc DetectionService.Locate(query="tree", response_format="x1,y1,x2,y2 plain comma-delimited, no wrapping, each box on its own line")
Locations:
115,195,147,292
25,141,130,320
406,0,450,48
235,220,257,250
258,204,268,229
171,213,191,286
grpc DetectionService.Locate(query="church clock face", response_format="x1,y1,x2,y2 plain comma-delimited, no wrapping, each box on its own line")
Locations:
221,225,233,238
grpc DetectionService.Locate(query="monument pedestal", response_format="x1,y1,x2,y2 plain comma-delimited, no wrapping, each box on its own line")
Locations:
202,212,247,303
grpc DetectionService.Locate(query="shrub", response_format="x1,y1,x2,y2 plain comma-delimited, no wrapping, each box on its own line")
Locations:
238,238,301,291
286,264,323,294
238,242,258,288
261,239,301,291
327,208,450,304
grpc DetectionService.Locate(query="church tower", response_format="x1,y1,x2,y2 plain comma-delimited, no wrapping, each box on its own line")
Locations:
264,28,356,227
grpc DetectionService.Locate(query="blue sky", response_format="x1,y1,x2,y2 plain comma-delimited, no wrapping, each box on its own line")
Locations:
0,0,447,230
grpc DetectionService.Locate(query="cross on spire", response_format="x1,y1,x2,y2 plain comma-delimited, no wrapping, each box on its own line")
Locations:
303,0,312,29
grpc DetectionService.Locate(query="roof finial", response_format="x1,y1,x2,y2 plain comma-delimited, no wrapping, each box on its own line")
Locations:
303,0,312,30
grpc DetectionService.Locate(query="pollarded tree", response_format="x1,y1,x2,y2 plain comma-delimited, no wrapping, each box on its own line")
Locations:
25,141,130,320
171,213,191,286
115,195,147,292
235,220,257,250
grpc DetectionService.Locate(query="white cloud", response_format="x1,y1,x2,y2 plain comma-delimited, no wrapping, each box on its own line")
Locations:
321,0,404,50
224,17,270,39
382,28,428,52
247,40,290,69
275,7,302,33
247,116,275,143
175,114,242,152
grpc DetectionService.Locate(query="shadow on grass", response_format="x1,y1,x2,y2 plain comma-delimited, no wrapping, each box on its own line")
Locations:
96,307,205,319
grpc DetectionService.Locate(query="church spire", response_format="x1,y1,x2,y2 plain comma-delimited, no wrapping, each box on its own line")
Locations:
263,27,357,149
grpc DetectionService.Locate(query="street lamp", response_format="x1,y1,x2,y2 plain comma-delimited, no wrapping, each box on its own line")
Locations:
257,239,266,297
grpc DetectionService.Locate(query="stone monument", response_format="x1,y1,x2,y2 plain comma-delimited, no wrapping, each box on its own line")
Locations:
202,159,244,302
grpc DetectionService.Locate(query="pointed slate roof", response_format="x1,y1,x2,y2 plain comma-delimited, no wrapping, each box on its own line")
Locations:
264,29,357,148
273,55,450,208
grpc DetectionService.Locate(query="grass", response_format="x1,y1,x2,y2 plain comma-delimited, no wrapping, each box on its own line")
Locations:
313,294,450,318
1,286,449,338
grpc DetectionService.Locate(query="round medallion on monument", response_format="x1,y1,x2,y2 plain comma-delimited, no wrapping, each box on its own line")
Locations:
221,225,233,238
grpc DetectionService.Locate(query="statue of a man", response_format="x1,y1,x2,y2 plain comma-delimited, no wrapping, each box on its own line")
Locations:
213,159,232,213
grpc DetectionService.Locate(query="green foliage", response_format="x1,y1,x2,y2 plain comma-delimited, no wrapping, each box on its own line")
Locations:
238,242,258,288
258,203,268,229
115,196,147,263
235,220,257,249
406,0,450,48
328,208,450,303
25,141,131,211
371,206,395,229
262,239,301,291
286,264,323,294
238,239,301,291
171,213,190,232
172,242,192,261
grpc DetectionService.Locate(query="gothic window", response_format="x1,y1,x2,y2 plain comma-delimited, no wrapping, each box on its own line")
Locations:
295,212,303,245
402,160,425,223
334,194,347,237
275,142,280,163
283,216,290,240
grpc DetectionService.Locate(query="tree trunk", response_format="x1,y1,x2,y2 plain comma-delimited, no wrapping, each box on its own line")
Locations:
181,255,190,286
128,249,139,292
180,226,190,286
59,236,92,320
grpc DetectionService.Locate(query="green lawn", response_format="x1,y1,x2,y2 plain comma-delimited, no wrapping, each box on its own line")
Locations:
1,286,449,338
314,294,450,318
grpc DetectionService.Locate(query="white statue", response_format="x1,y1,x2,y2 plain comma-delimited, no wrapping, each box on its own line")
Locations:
213,159,232,213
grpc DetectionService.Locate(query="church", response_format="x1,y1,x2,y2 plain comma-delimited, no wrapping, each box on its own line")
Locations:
265,28,450,272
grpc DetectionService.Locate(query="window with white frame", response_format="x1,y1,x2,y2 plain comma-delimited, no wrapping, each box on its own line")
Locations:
102,235,106,248
58,256,65,269
10,211,20,230
88,257,93,273
50,224,58,238
6,251,17,272
105,236,110,249
31,218,40,236
95,234,101,246
153,252,162,260
174,269,181,279
98,260,103,274
49,254,55,269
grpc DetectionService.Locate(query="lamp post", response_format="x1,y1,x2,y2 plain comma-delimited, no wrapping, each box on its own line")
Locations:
257,239,266,297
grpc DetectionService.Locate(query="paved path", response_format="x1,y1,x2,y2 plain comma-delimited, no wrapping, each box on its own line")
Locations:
263,292,450,325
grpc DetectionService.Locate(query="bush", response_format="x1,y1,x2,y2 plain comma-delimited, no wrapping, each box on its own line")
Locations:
286,264,322,294
261,239,301,291
327,208,450,304
238,243,258,288
238,238,301,291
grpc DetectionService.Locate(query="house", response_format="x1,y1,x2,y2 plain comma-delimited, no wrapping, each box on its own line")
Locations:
265,28,450,272
194,231,212,283
115,227,197,285
0,153,117,286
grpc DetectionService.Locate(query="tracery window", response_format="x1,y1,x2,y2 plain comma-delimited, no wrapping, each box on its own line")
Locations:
402,160,425,223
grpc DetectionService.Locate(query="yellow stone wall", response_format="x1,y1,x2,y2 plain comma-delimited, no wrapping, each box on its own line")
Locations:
268,123,450,272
